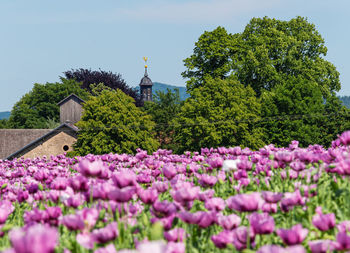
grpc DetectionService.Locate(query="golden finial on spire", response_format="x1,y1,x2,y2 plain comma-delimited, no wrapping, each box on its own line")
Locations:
143,57,148,68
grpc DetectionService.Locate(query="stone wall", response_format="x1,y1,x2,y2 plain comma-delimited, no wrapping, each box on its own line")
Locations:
0,129,51,160
21,131,76,159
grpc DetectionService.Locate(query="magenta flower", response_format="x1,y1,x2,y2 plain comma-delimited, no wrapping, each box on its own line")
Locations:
94,244,118,253
178,211,203,225
276,224,308,245
112,170,137,188
257,245,306,253
164,228,185,242
199,174,218,187
249,212,275,235
211,230,234,249
261,202,278,213
217,213,241,230
0,200,14,224
9,224,58,253
196,211,217,228
339,131,350,145
60,214,85,230
204,197,225,211
138,188,158,205
165,242,185,253
312,207,336,231
162,164,177,180
69,175,89,192
336,231,350,251
108,186,136,203
92,222,118,244
262,191,283,203
232,226,255,251
226,192,261,212
172,186,200,204
152,200,177,218
308,240,338,253
76,159,106,178
198,189,215,202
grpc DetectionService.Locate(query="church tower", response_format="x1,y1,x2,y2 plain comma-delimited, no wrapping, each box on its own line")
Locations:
139,57,153,102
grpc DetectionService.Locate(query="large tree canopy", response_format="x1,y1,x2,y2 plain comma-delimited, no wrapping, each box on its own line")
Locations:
172,77,264,153
183,17,340,97
63,69,143,106
73,89,159,155
8,79,90,129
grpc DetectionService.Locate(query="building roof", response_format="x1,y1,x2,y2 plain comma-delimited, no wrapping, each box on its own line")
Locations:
139,68,153,87
57,94,85,106
6,123,78,160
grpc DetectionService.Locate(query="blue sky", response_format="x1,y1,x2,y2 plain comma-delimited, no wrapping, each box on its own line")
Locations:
0,0,349,111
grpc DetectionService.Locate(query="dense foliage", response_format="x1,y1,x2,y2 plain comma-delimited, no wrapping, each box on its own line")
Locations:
63,69,143,106
7,79,89,129
143,89,182,151
180,16,349,149
1,132,350,252
183,17,340,98
173,77,264,153
73,89,159,155
338,96,350,108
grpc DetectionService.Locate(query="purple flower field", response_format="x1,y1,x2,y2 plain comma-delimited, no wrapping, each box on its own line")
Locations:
2,132,350,252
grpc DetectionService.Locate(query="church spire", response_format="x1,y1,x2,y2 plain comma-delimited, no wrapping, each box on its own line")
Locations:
139,57,153,102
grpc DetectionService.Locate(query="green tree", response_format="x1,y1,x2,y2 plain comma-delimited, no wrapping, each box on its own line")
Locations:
8,79,90,129
259,77,325,147
0,119,9,129
172,77,264,153
143,88,182,150
73,89,159,155
183,17,340,97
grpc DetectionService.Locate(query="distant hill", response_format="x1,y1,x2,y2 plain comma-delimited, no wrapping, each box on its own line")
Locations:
0,111,10,120
152,82,189,101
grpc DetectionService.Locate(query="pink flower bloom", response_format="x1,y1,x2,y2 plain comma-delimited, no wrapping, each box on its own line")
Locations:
336,231,350,250
232,226,255,251
60,214,85,230
249,212,275,235
152,201,177,218
262,191,283,203
77,159,106,178
217,213,241,230
257,245,306,253
196,211,217,228
165,242,185,253
92,222,118,244
205,198,225,211
199,174,217,187
308,240,338,253
339,131,350,145
112,170,137,188
76,232,95,249
164,228,185,242
136,240,167,253
162,164,177,180
226,192,261,212
178,211,202,225
94,244,118,253
172,186,200,204
138,188,158,205
9,224,58,253
312,207,335,231
0,200,14,224
198,189,215,202
337,220,350,233
276,224,308,245
211,230,234,249
261,202,278,213
108,186,136,203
